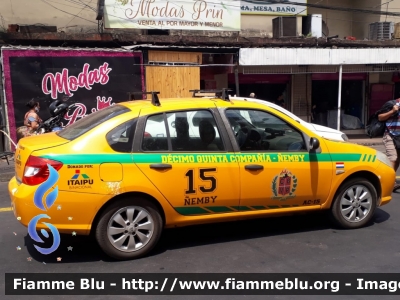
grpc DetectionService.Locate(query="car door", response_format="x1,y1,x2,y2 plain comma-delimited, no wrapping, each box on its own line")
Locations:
221,107,333,210
134,108,241,216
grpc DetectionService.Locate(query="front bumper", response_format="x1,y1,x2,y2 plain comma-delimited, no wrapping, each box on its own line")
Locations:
376,162,395,206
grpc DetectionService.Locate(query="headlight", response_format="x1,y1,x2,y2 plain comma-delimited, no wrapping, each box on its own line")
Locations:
376,151,392,168
341,133,349,141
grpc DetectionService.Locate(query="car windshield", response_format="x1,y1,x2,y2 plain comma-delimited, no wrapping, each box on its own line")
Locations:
58,104,131,140
273,106,301,121
254,100,302,122
225,109,256,129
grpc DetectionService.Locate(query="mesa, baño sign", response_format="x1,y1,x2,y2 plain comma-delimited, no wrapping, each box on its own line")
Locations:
104,0,241,31
241,0,307,16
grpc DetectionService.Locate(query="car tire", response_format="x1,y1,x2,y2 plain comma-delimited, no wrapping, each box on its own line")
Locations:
95,197,163,260
330,178,377,229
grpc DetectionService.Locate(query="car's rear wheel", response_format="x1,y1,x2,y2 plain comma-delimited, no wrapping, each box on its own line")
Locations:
330,178,377,229
95,197,163,260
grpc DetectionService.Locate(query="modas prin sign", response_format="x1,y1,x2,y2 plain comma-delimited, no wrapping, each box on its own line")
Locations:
104,0,241,31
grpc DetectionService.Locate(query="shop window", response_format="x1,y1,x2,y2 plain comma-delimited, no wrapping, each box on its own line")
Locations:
146,29,169,35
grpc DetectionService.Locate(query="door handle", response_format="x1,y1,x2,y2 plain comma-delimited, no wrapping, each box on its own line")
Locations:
150,164,172,170
245,164,264,171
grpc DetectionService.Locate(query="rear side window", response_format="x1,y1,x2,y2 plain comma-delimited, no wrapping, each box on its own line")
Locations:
106,119,137,153
58,105,130,140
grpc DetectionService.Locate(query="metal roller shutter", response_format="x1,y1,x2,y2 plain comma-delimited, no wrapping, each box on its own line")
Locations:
291,74,311,122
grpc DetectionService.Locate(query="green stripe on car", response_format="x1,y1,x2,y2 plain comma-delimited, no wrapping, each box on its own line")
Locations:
204,206,235,213
41,153,132,164
251,206,267,210
231,206,252,211
41,153,365,165
360,154,376,162
174,207,210,215
174,205,302,215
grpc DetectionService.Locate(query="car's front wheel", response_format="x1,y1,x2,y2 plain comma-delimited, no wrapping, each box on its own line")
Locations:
95,197,163,260
330,178,377,229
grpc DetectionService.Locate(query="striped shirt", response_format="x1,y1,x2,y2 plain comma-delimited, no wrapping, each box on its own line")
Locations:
386,111,400,136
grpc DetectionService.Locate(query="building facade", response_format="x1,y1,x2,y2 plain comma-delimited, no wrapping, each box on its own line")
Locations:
1,0,397,38
2,0,400,151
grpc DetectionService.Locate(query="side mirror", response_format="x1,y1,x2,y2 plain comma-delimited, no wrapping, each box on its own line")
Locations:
310,137,320,150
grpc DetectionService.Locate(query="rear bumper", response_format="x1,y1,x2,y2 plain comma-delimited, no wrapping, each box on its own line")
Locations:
8,176,109,235
9,176,38,227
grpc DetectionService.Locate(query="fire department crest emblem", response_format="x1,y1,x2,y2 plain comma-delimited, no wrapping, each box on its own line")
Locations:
272,169,297,200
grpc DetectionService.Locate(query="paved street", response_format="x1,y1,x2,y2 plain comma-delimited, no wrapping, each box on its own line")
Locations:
4,0,400,297
1,144,400,300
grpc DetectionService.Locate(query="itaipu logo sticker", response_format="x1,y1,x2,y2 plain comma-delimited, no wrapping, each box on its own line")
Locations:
271,169,297,201
27,164,61,255
68,170,94,190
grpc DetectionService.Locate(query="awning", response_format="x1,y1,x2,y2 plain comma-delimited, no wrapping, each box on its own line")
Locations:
228,73,291,84
239,48,400,66
311,73,367,80
123,45,239,53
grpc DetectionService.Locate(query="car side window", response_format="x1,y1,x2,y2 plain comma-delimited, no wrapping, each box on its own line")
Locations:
142,114,169,151
58,104,130,141
224,109,307,152
106,119,137,153
141,110,225,152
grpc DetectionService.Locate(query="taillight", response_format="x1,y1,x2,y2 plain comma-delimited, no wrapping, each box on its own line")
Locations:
22,155,63,186
144,132,152,138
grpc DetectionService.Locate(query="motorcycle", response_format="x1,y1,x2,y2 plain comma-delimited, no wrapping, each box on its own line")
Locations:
36,100,75,134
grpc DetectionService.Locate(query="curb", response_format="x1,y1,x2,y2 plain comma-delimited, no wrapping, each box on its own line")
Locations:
0,173,13,182
0,161,14,182
354,142,384,146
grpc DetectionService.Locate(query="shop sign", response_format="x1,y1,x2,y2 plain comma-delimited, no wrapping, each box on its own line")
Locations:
241,0,307,16
1,49,144,147
104,0,241,31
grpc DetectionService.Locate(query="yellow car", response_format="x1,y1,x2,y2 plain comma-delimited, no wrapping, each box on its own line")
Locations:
8,91,395,260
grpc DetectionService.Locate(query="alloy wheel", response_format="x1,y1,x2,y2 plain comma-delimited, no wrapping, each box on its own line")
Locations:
340,185,372,223
107,206,155,252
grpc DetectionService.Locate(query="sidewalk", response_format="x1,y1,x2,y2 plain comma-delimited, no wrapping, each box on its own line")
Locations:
347,134,383,146
0,155,14,182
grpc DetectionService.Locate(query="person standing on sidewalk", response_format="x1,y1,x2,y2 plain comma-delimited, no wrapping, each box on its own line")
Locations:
16,99,42,141
378,99,400,191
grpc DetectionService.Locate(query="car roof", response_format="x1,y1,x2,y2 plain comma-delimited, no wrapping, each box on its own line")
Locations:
120,98,215,109
117,97,305,127
119,97,265,112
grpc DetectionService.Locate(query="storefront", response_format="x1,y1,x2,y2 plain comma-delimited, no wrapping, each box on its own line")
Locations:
311,73,367,129
0,46,144,149
239,47,400,132
125,46,239,99
227,73,291,106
